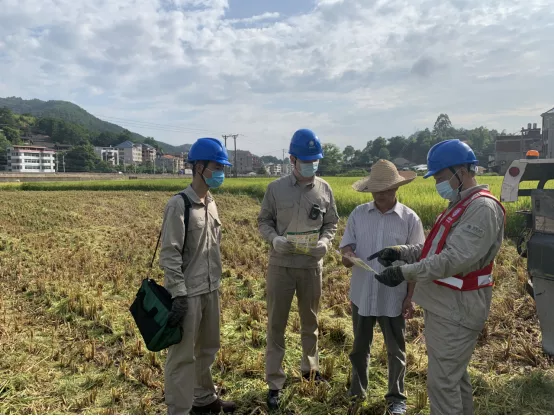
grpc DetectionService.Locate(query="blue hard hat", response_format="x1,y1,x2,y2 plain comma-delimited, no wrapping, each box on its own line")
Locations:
289,129,324,161
188,138,232,166
424,139,478,179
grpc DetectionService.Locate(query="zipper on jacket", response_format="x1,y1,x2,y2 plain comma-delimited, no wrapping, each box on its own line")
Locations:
206,202,211,292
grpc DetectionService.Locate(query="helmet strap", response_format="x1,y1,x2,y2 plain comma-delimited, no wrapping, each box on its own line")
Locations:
449,166,464,193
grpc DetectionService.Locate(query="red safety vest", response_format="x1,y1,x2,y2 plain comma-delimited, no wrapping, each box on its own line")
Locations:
420,190,506,291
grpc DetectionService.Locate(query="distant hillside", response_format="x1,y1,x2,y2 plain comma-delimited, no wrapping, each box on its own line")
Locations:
0,97,189,154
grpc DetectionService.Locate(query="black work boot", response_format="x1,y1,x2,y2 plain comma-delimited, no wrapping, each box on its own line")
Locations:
267,389,281,411
191,398,236,414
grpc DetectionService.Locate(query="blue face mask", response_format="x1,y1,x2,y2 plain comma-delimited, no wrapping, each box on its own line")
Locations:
203,169,225,188
299,161,319,178
435,181,456,201
436,170,460,201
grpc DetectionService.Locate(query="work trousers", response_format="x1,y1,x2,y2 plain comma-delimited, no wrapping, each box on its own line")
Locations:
349,303,407,403
424,310,481,415
164,290,220,415
265,264,322,390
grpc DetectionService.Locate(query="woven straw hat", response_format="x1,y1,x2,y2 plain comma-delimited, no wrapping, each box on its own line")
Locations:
353,159,416,193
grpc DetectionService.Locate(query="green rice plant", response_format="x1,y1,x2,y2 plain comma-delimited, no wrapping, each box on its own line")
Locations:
0,175,548,237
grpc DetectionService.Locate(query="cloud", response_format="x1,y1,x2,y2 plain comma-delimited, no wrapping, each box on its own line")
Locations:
228,11,280,25
0,0,553,155
411,56,447,78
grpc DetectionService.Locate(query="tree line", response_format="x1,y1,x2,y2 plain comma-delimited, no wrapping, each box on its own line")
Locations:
1,108,506,175
0,107,163,173
318,114,503,175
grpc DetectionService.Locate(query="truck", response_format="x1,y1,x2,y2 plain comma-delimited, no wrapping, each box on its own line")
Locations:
500,156,554,356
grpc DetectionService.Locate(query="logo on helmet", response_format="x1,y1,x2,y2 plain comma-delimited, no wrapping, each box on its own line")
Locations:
308,140,315,148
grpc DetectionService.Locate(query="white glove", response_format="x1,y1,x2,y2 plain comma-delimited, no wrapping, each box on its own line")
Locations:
272,236,294,254
309,239,328,258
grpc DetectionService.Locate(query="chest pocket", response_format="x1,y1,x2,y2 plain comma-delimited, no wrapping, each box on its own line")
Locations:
301,194,329,228
276,200,295,218
208,211,222,241
386,227,409,246
181,208,206,258
188,213,206,231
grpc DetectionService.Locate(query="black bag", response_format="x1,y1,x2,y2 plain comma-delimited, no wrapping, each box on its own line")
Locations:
129,192,192,352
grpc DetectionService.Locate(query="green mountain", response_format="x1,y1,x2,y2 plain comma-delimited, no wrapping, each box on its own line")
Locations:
0,96,189,154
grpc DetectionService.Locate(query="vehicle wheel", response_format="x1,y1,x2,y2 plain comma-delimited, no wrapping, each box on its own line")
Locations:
517,235,528,258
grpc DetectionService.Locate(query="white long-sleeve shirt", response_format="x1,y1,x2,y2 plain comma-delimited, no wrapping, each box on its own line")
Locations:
339,201,425,317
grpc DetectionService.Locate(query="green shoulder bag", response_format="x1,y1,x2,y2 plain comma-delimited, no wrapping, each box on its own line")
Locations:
129,192,191,352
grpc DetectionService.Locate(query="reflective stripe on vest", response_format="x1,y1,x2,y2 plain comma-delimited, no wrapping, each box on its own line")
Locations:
420,190,505,291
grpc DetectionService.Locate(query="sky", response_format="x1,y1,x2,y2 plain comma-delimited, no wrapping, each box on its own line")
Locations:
1,0,553,158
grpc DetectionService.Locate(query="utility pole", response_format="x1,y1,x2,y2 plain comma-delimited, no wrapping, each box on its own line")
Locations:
231,134,238,178
62,153,66,173
56,152,59,173
222,135,230,175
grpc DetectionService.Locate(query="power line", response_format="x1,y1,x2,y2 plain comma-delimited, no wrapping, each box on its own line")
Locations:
95,117,217,135
258,147,287,157
96,115,217,134
97,115,262,148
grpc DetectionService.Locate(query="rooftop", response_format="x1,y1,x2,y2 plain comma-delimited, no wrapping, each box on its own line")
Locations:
11,145,55,151
115,140,136,148
541,107,554,116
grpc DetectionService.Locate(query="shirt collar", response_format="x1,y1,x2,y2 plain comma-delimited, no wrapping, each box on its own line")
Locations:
290,173,316,188
449,184,489,206
184,185,212,206
368,200,404,218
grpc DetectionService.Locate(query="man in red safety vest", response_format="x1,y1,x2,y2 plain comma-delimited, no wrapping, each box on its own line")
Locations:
368,139,505,415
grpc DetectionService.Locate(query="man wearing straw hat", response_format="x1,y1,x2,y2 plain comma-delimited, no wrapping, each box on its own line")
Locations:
369,140,506,415
339,159,425,415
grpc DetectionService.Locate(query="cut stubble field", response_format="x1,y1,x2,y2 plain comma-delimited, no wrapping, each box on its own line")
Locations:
0,180,553,414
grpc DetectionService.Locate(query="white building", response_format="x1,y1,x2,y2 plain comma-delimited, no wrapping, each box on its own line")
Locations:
266,163,282,176
115,140,143,165
94,146,120,166
7,145,56,173
281,163,292,175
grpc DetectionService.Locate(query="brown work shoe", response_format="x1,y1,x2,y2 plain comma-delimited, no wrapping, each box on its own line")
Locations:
191,398,236,414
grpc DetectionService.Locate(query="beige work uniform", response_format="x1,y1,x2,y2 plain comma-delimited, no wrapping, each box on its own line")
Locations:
258,174,339,390
159,186,223,415
397,185,505,415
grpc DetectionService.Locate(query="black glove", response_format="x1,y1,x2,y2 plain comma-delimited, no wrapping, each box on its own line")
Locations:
367,246,402,267
167,296,188,328
374,266,405,287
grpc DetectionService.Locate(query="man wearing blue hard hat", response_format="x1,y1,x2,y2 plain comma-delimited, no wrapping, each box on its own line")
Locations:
160,138,236,415
369,139,505,414
258,129,339,410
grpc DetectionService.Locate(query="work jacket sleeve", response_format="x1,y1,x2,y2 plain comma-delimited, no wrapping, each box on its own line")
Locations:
401,201,500,282
396,244,423,264
159,199,188,297
257,184,279,243
319,188,339,243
